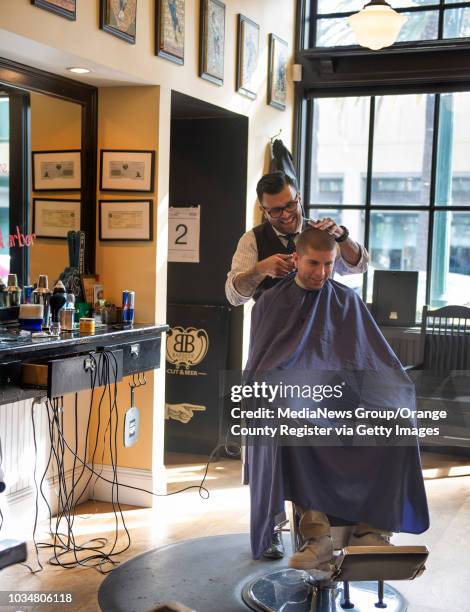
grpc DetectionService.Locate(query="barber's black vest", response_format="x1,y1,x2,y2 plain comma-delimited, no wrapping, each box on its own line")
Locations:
252,220,308,301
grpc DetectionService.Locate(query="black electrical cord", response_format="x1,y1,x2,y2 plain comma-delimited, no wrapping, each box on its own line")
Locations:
46,399,90,570
23,348,239,575
40,352,128,573
25,352,125,573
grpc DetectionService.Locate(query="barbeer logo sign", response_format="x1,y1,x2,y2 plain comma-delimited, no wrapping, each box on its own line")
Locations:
166,326,209,375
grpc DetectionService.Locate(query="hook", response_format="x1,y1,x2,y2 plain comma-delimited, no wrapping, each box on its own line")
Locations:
270,128,282,144
128,371,148,389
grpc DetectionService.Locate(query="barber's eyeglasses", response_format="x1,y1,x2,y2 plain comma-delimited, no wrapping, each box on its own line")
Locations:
262,195,300,219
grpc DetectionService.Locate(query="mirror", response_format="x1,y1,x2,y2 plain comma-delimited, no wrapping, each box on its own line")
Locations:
29,92,82,287
0,57,97,294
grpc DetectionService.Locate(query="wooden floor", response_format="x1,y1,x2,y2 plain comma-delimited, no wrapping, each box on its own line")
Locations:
1,451,470,611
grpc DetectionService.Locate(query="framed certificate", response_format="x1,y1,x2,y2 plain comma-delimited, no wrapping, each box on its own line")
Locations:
32,150,81,191
99,200,153,241
100,150,155,192
33,198,81,238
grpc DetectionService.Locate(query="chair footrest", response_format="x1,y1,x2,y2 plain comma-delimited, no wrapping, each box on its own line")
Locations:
334,545,428,582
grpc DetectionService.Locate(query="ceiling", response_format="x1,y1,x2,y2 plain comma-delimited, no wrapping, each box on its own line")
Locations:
0,29,151,87
0,29,244,122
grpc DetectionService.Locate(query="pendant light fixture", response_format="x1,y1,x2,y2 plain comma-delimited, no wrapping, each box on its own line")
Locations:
348,0,407,51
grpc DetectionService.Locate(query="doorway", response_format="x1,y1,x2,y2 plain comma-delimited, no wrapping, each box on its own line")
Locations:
165,91,248,454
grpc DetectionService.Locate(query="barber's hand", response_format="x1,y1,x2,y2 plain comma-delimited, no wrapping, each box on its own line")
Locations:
309,217,344,239
257,254,295,278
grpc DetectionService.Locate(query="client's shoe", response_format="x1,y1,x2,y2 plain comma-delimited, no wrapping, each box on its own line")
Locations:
348,531,393,547
262,531,285,560
288,534,334,571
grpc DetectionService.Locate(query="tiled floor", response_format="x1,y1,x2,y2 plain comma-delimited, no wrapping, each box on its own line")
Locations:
0,451,469,611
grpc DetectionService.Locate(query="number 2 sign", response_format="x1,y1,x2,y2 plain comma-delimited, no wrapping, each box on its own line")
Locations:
168,206,201,263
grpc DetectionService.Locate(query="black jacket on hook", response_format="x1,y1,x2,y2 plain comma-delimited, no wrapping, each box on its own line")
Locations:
269,138,298,190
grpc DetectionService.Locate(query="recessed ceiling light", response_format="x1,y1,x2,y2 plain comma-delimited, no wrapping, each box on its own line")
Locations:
67,67,91,74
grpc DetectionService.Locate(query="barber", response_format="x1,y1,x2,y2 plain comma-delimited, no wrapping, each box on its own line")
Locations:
225,171,368,306
225,170,369,559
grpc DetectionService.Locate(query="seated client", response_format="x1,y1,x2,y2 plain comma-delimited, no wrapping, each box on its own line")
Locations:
245,226,430,571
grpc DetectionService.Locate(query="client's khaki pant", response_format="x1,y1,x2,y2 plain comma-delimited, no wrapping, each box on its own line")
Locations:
295,505,392,544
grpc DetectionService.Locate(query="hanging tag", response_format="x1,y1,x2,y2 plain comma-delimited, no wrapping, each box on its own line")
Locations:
124,406,139,447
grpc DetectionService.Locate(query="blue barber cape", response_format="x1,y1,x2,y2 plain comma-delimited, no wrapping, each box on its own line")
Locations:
246,276,429,559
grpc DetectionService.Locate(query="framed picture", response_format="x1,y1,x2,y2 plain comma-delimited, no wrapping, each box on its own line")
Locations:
156,0,185,65
236,15,260,100
32,150,81,191
100,150,155,192
33,198,81,239
199,0,225,86
99,200,153,241
100,0,137,44
268,34,288,111
31,0,76,20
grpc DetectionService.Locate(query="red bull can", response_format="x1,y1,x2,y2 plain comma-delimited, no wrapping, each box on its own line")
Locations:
122,290,135,325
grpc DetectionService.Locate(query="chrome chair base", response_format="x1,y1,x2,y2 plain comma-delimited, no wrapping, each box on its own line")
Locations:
242,568,407,612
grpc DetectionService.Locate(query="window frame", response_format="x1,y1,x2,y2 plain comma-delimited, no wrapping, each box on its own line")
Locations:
309,0,470,49
304,93,470,307
295,1,470,310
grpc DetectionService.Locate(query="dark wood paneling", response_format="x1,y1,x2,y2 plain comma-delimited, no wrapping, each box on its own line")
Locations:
168,102,248,373
168,116,248,306
298,43,470,97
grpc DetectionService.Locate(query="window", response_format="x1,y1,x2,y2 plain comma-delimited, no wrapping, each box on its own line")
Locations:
311,0,470,48
370,177,423,205
306,91,470,312
315,177,344,204
366,175,470,205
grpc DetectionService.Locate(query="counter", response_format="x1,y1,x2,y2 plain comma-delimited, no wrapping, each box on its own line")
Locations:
0,323,168,404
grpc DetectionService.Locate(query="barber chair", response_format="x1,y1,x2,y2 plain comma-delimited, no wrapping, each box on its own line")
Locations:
242,505,428,612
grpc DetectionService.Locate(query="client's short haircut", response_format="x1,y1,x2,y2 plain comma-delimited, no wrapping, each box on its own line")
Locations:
296,226,337,255
256,171,296,204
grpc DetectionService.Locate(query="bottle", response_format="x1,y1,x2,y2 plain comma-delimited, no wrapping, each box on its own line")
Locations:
60,293,76,331
6,274,22,307
32,275,52,328
49,280,67,336
0,281,7,308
